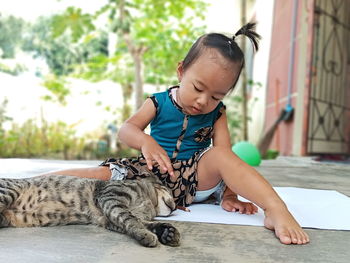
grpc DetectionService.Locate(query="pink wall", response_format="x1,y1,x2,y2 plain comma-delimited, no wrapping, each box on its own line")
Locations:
265,0,350,156
264,0,303,155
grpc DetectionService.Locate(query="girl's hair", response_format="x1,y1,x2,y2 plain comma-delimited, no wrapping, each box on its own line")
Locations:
182,22,261,90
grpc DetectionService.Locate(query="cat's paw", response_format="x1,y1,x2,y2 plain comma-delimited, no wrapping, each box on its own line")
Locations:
151,222,180,246
135,230,158,247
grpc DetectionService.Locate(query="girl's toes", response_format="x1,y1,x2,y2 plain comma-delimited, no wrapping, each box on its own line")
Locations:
280,235,292,244
302,232,310,244
297,237,303,245
276,229,292,244
291,231,299,244
295,231,304,244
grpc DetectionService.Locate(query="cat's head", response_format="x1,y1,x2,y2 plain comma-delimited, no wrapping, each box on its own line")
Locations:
144,175,176,217
155,183,176,217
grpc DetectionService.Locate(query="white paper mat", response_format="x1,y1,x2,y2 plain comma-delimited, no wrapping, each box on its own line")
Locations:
157,187,350,230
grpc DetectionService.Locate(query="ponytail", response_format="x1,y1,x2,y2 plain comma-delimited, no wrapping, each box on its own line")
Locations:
233,22,261,52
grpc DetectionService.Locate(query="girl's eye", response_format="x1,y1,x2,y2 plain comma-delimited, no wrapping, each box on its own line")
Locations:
212,97,220,101
193,85,202,92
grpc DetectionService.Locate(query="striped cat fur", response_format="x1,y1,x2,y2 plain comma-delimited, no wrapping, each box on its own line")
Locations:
0,175,180,247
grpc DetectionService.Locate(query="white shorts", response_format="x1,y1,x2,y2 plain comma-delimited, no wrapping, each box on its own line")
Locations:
193,180,224,203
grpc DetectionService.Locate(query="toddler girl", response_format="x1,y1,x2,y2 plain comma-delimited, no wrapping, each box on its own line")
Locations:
47,23,309,245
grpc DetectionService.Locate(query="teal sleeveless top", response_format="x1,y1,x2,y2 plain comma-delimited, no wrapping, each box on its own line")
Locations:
149,87,224,160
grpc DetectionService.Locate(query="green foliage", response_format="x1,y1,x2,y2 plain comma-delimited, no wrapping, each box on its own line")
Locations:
225,95,244,144
74,54,110,82
0,1,209,160
0,98,136,160
21,15,108,105
105,0,207,85
23,16,108,76
0,61,27,75
0,117,84,159
225,80,262,144
41,74,71,105
0,118,141,160
0,15,28,75
263,149,279,160
143,24,206,86
50,0,207,112
0,98,13,133
51,7,95,42
0,15,27,58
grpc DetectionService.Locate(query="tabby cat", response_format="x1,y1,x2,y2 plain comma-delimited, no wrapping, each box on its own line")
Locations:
0,174,180,247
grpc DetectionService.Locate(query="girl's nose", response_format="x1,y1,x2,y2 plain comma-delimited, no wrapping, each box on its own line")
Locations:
196,94,208,106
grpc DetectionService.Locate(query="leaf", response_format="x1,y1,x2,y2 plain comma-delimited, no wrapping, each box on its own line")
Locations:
51,7,95,42
41,75,70,105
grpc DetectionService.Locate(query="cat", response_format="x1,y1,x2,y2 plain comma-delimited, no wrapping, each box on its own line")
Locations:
0,174,180,247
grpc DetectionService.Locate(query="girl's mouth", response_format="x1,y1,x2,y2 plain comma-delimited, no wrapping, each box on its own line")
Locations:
191,106,202,114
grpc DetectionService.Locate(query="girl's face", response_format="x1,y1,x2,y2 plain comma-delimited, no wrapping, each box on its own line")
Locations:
176,48,240,115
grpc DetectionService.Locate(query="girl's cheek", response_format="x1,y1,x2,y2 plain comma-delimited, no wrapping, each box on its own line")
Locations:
212,100,221,107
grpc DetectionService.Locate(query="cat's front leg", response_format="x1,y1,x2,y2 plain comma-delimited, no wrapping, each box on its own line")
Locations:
98,196,159,247
105,211,158,247
145,221,180,247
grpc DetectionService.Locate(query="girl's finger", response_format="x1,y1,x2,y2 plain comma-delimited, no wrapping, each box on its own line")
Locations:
234,204,243,214
143,154,154,170
252,204,258,213
159,154,174,176
248,204,255,214
223,203,234,212
153,155,168,173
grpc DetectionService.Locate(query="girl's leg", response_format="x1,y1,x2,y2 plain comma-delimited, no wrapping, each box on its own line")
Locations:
197,146,309,245
41,166,111,181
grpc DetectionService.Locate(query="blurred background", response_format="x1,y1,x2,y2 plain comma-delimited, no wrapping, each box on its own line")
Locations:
0,0,349,161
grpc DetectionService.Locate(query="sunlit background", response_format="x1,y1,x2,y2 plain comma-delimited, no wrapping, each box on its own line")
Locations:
2,0,348,160
1,0,261,160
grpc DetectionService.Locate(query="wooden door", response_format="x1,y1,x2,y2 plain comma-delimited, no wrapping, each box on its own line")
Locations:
308,0,350,154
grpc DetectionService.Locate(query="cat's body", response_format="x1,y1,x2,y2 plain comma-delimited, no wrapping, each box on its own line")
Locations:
0,175,180,247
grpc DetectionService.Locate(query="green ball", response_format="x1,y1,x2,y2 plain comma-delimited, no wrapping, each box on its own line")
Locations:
232,141,261,166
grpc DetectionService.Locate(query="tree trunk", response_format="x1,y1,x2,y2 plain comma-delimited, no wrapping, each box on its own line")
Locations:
118,0,146,112
240,0,248,141
121,83,132,122
133,52,144,110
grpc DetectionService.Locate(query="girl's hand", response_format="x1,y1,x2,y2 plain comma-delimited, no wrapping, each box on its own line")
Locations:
221,195,258,215
141,135,174,177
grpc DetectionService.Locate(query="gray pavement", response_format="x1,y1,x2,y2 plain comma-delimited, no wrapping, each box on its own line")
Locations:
0,157,349,263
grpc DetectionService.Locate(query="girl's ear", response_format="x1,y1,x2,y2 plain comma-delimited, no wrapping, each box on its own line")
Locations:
177,61,184,81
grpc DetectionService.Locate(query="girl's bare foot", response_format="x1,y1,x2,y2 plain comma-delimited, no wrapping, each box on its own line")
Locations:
264,207,310,245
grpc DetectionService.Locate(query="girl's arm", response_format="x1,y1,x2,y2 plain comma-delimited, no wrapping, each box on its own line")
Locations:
118,98,174,176
118,98,156,149
212,110,231,148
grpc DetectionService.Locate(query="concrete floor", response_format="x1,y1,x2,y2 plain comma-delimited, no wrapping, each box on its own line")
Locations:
0,157,349,263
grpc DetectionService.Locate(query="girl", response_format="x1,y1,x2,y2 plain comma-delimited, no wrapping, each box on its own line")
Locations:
47,23,309,245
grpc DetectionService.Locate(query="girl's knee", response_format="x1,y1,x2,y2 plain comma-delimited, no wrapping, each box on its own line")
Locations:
209,146,241,164
210,146,233,156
